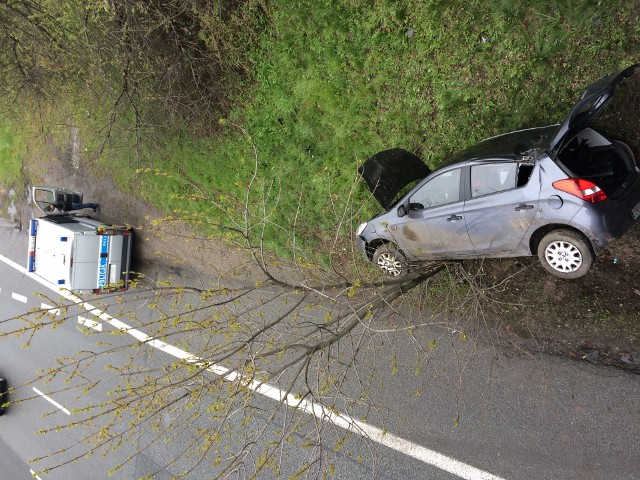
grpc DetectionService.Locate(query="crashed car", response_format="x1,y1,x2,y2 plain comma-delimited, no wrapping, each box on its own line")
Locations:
356,64,640,279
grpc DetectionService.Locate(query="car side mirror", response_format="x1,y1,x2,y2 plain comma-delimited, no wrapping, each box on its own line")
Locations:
397,204,407,217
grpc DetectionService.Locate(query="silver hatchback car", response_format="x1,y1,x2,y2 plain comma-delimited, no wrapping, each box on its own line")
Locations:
357,64,640,279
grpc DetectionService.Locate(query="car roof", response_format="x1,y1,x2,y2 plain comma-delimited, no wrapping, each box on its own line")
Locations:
361,127,552,209
442,126,554,168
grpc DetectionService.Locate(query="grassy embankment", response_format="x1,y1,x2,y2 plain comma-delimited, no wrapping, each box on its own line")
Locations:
0,126,22,189
2,1,639,265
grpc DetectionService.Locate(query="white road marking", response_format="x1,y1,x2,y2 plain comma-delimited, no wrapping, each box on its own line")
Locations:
11,292,27,303
78,316,102,331
41,302,61,316
30,469,43,480
32,387,71,416
1,253,505,480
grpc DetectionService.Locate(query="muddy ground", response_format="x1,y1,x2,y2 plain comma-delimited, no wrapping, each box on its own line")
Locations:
471,230,640,372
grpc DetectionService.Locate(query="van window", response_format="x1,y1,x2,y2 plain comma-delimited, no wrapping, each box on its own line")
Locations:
34,190,55,203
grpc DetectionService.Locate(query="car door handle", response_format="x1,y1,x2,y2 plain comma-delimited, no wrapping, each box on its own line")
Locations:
447,215,463,221
515,203,534,211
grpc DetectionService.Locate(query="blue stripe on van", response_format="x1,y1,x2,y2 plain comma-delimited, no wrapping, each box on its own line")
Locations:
97,235,109,288
28,219,37,272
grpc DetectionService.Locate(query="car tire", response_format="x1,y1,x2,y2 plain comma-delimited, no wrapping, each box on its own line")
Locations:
373,244,408,278
0,377,6,416
537,230,593,279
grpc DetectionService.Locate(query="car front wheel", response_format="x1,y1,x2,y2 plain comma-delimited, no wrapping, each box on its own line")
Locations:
537,230,593,279
372,244,408,277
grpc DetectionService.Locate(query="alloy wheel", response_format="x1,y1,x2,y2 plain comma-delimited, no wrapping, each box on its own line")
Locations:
376,252,404,276
544,240,583,273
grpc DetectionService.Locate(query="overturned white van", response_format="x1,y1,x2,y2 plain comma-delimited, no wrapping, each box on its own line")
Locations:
28,187,133,293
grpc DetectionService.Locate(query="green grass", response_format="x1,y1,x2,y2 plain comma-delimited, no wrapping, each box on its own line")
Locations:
5,0,640,261
0,123,24,188
136,0,637,259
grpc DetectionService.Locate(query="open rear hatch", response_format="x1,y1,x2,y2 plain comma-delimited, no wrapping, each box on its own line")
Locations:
551,64,639,199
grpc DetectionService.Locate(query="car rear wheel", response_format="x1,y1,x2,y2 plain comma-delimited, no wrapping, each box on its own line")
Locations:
537,230,593,279
373,244,408,277
0,377,7,416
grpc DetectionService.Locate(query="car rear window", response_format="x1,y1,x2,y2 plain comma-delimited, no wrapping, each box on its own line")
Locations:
471,163,517,197
470,162,534,198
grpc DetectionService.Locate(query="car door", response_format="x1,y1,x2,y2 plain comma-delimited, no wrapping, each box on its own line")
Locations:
389,168,474,260
463,161,541,254
32,186,83,214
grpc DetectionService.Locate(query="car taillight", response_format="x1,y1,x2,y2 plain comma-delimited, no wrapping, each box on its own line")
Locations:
552,178,608,203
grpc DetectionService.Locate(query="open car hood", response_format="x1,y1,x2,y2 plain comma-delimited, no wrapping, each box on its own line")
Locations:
358,148,431,210
549,64,638,153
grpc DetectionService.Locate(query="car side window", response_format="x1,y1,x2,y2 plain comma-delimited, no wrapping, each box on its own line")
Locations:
471,163,519,198
409,168,461,210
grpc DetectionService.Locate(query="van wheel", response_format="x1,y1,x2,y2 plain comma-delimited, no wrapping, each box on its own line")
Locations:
373,244,408,277
537,230,593,279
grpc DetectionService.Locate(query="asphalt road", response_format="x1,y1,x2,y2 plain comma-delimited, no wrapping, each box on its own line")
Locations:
0,251,465,479
0,221,639,479
0,223,465,479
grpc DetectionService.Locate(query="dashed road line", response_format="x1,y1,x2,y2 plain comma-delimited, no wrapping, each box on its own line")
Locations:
11,292,27,303
2,253,505,480
41,302,61,316
32,387,71,416
78,316,102,331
